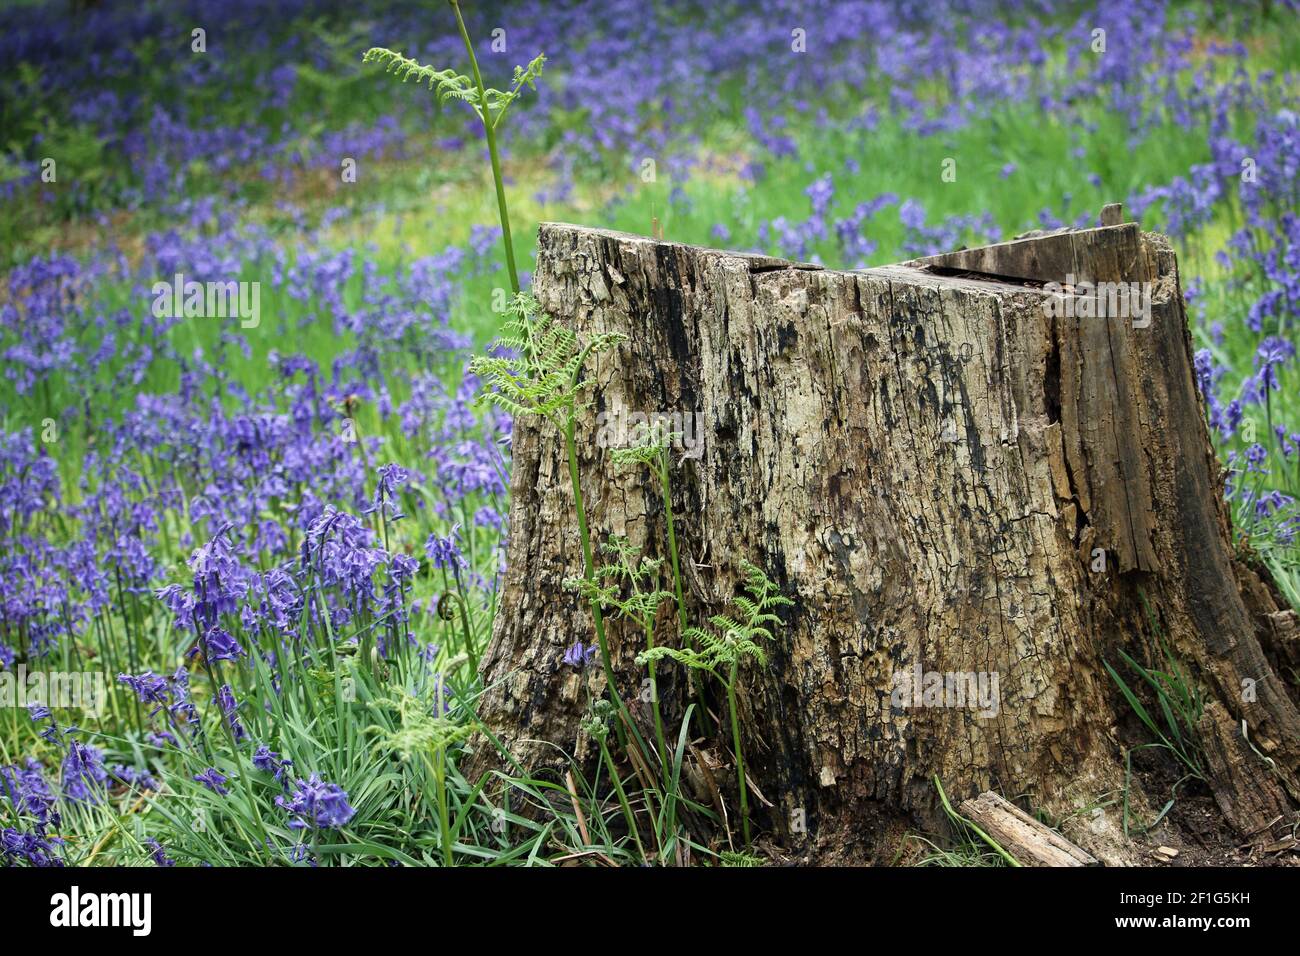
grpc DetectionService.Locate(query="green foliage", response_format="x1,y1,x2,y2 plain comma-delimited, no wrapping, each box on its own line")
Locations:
930,775,1020,867
1105,640,1205,781
579,698,617,744
362,48,473,98
469,292,626,428
569,535,676,793
637,559,792,847
608,414,696,737
365,5,545,295
361,47,545,131
566,536,670,630
295,19,380,97
639,560,791,676
1104,600,1207,836
609,419,678,476
367,687,472,762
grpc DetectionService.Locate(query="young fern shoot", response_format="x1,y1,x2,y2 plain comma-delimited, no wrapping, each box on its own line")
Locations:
566,536,673,783
638,560,792,847
609,422,690,637
610,421,705,726
366,686,473,866
580,699,646,860
468,293,623,429
362,2,545,296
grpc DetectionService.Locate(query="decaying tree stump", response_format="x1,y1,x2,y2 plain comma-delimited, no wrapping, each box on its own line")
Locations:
470,212,1300,863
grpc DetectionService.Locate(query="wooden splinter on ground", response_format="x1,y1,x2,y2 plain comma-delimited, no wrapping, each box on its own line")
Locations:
468,206,1300,864
960,791,1098,866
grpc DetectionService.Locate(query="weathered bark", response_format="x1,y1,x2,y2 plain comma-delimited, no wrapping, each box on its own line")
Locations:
470,215,1300,863
959,791,1097,866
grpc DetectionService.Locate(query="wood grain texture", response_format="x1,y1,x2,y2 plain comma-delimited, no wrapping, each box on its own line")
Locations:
959,791,1098,866
467,221,1300,862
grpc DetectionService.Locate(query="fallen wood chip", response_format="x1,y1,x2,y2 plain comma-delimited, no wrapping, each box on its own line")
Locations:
564,769,590,846
959,792,1099,867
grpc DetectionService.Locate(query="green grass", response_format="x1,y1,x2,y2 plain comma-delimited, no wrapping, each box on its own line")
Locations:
1105,598,1208,838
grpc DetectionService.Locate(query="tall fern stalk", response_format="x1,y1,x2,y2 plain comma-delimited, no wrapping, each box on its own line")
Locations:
449,0,519,295
570,537,673,786
366,19,798,857
364,7,545,299
469,296,639,747
564,415,616,688
725,661,749,844
562,344,634,739
611,427,706,731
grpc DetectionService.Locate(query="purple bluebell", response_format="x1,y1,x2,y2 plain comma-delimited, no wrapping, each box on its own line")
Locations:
193,767,230,796
563,641,598,670
276,774,356,830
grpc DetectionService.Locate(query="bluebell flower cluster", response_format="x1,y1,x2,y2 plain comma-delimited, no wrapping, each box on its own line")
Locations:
276,774,357,831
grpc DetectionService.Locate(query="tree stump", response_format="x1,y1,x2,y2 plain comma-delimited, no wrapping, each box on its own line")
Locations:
471,214,1300,863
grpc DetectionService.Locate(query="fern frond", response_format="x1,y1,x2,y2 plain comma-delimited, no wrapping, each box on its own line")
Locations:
646,561,793,677
485,53,547,129
583,535,671,629
366,688,471,761
364,47,546,130
362,48,471,99
469,292,625,428
609,443,660,470
638,644,709,671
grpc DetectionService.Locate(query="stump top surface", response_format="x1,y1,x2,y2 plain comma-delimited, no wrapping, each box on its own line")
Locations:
538,218,1153,290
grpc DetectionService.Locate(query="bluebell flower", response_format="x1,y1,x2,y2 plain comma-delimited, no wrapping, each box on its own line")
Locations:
1245,442,1269,473
276,774,356,830
1,826,64,867
110,765,160,792
368,463,410,520
217,684,246,743
199,626,245,663
193,768,230,796
425,526,467,572
146,838,176,867
563,641,598,670
61,742,108,803
118,671,170,708
2,758,60,827
253,745,292,784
